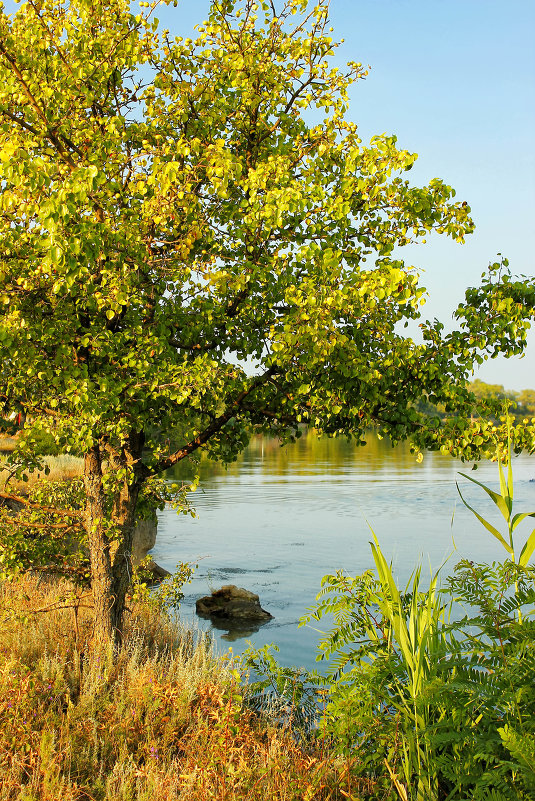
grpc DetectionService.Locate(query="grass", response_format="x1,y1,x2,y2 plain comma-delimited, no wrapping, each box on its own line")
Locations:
0,454,84,493
0,436,19,454
0,575,368,801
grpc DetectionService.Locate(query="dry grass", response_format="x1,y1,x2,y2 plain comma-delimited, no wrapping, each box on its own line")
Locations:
0,576,370,801
0,436,18,454
0,454,83,493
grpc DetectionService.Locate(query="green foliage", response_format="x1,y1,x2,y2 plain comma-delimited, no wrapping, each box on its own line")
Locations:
0,478,88,584
437,560,535,800
0,0,532,472
498,725,535,795
136,474,198,522
241,644,320,736
457,423,535,569
454,261,535,364
300,551,535,800
0,469,196,587
301,536,450,800
293,454,535,799
0,0,534,640
131,558,197,614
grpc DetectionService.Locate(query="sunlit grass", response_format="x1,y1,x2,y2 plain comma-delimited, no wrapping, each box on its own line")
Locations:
0,575,363,801
0,453,83,493
0,435,18,453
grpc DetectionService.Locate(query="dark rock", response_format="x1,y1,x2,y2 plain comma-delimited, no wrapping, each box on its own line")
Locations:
144,559,171,583
196,584,273,621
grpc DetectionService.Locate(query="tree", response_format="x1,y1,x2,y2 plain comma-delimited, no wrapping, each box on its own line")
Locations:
517,389,535,417
469,379,511,403
0,0,533,647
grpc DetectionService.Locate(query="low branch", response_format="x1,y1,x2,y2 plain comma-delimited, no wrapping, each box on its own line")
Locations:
9,520,79,531
21,601,93,615
0,492,81,518
146,366,278,476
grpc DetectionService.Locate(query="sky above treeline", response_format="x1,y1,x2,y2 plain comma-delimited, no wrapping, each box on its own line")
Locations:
4,0,535,390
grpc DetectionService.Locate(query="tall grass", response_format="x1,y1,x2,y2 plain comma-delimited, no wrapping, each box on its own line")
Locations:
0,454,83,492
0,575,361,801
0,436,19,454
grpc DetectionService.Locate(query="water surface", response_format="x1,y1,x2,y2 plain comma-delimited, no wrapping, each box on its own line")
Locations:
152,433,535,670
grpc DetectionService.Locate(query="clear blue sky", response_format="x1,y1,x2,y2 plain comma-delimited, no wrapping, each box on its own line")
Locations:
5,0,535,389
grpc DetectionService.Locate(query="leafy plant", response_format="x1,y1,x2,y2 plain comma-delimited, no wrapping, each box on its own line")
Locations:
241,644,320,737
301,535,450,800
299,445,535,800
0,478,88,585
457,418,535,568
436,560,535,800
300,546,535,800
131,559,197,615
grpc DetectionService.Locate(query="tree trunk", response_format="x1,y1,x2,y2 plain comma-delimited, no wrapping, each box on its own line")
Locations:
83,434,144,650
107,445,142,641
84,445,114,647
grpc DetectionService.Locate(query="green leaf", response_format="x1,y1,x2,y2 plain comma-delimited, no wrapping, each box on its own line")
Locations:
456,482,513,555
458,471,511,523
512,511,535,533
519,526,535,567
50,245,63,264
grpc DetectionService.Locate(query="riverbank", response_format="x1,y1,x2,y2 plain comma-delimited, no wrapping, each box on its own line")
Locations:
0,576,361,801
0,435,18,454
0,450,83,491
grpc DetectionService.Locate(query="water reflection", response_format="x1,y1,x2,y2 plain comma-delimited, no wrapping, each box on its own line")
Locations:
169,431,443,483
207,617,273,643
154,432,535,670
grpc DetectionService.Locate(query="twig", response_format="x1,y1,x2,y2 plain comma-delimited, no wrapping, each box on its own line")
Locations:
0,492,81,518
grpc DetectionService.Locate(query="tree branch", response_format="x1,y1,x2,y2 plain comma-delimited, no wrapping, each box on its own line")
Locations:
145,366,278,476
0,107,40,137
10,520,79,531
0,492,81,518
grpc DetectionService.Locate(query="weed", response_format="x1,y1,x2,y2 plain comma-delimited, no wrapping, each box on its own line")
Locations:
0,576,359,800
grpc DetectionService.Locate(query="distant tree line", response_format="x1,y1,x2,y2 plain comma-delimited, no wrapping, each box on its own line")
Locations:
416,379,535,420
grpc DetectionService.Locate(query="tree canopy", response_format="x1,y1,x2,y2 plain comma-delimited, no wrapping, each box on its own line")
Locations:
0,0,534,643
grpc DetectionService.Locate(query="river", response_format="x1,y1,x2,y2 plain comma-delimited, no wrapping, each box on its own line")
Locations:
153,433,535,670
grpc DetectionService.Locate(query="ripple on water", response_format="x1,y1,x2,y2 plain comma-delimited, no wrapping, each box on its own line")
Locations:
157,435,535,669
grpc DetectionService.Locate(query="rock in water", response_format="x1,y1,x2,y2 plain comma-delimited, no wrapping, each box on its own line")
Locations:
131,519,170,582
196,584,273,621
131,519,157,566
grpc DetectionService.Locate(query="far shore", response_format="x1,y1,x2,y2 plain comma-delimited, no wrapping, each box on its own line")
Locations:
0,443,84,492
0,434,19,453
